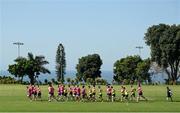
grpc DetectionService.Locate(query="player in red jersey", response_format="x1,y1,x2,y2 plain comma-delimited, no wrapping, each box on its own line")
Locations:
137,83,147,102
57,84,64,101
106,85,112,101
81,85,87,102
26,84,33,101
76,85,81,101
48,83,56,102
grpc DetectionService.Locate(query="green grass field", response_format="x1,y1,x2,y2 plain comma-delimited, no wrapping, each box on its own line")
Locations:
0,84,180,112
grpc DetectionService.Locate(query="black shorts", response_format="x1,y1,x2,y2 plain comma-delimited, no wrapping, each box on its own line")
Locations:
107,93,112,97
38,92,41,97
49,92,54,97
82,94,86,98
64,93,67,97
125,94,128,98
167,93,171,97
131,93,135,97
73,93,77,96
112,94,115,97
89,94,93,98
69,92,73,96
99,94,102,98
34,92,37,96
139,92,143,96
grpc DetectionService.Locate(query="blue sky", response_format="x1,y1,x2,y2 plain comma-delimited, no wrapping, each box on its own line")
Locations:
0,0,180,71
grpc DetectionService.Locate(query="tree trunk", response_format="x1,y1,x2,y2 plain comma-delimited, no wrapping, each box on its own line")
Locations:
173,80,177,85
172,71,177,85
165,69,171,80
168,61,179,85
170,67,178,85
20,76,23,84
29,74,35,85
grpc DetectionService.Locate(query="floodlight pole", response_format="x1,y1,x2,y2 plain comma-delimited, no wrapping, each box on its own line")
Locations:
135,46,143,57
13,42,24,58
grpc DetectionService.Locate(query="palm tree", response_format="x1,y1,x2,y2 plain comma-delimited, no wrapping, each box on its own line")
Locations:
26,53,50,84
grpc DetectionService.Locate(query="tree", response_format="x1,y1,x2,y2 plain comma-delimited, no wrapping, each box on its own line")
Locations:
135,59,151,83
51,78,57,84
75,78,79,85
71,79,75,85
56,43,66,83
113,55,142,84
26,53,50,84
144,24,180,84
44,79,48,85
8,53,50,85
8,57,27,83
86,78,93,85
95,78,108,85
66,78,71,84
76,54,103,82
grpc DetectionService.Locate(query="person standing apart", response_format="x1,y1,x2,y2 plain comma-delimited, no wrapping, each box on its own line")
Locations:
166,87,173,102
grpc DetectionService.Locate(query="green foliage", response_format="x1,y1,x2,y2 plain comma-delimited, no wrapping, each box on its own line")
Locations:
56,43,66,83
26,53,50,84
70,79,75,85
144,24,180,84
113,56,151,84
113,55,142,84
66,78,71,84
8,57,27,83
51,78,58,85
76,54,103,82
74,78,79,84
95,78,108,85
0,76,18,84
86,78,94,85
8,53,50,85
44,79,48,85
135,58,151,83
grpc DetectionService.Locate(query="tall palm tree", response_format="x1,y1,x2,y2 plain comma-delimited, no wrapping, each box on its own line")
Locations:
26,53,50,84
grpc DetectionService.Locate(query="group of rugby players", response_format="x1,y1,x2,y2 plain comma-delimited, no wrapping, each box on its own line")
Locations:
27,82,148,102
26,85,42,101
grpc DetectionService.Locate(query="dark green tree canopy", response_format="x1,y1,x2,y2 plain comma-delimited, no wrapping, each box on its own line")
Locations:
135,58,151,82
8,57,27,83
76,54,103,82
144,24,180,84
8,53,50,84
113,55,142,83
113,56,151,84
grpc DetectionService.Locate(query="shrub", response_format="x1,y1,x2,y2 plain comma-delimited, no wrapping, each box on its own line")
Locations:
0,76,18,84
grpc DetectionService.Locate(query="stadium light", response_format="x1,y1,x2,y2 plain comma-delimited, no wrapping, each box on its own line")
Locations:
13,42,24,58
135,46,143,57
